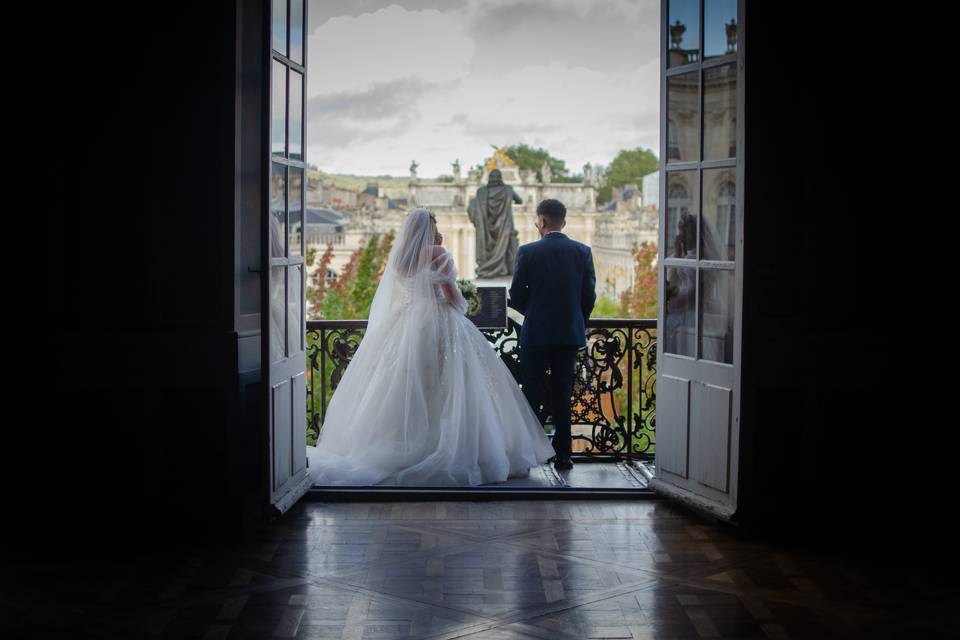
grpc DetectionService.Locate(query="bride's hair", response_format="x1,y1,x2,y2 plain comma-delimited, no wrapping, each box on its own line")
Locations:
393,207,437,277
365,206,468,341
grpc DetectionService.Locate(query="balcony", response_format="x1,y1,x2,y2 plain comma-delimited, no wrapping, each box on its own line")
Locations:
306,318,657,491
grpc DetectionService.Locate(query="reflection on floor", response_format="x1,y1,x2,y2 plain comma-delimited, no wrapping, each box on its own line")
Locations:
482,461,648,490
310,461,650,490
4,500,955,638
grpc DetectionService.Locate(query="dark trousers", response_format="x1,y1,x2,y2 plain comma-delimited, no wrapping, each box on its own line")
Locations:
519,346,578,459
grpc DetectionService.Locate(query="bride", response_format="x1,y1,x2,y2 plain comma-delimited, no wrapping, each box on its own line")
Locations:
306,207,556,486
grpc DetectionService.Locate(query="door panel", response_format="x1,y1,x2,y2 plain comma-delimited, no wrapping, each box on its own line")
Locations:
271,378,292,491
658,375,690,478
655,0,743,518
292,372,307,475
689,381,731,492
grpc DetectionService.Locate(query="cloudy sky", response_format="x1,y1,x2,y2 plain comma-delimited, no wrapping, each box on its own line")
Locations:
307,0,660,177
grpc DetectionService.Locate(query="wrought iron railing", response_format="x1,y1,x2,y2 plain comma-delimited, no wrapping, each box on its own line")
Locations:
306,318,656,461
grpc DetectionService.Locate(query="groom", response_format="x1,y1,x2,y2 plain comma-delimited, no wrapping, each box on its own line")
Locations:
508,199,596,470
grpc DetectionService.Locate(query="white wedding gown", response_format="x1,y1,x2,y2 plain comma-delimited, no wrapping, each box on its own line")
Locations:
306,208,555,486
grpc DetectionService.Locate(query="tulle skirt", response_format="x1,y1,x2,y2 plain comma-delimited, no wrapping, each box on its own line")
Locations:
306,302,556,486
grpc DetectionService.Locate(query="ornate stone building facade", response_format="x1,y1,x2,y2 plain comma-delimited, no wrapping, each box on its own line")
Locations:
591,174,659,299
304,154,660,308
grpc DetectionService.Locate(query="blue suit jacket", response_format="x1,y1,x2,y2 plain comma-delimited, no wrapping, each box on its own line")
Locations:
508,232,597,348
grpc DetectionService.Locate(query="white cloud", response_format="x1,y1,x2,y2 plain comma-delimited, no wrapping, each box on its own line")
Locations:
461,0,659,72
309,0,469,29
308,5,474,94
306,0,660,176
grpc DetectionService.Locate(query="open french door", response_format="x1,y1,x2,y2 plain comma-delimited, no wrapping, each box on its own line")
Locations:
264,0,310,513
654,0,743,519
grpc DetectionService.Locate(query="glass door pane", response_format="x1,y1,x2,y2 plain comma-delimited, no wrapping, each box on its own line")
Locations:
665,266,697,357
271,163,287,257
290,0,304,64
699,269,734,363
703,63,736,161
668,0,700,67
666,171,699,259
272,0,287,56
704,0,737,59
289,168,303,257
667,72,700,162
289,71,303,161
702,169,736,261
271,266,286,362
271,61,287,156
288,265,303,355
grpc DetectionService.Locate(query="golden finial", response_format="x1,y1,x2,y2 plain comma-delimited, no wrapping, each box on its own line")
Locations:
484,145,516,173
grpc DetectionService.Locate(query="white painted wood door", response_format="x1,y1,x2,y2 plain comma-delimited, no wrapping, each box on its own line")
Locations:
266,0,310,513
654,0,743,519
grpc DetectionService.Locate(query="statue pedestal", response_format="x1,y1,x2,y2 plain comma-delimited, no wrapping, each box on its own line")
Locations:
469,276,525,325
473,275,513,287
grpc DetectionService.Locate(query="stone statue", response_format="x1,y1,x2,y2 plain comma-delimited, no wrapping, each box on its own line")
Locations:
725,19,737,54
670,20,687,50
452,158,461,181
540,160,552,184
409,160,419,179
467,168,522,279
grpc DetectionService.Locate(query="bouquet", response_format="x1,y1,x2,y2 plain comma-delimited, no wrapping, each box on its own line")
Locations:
456,279,481,316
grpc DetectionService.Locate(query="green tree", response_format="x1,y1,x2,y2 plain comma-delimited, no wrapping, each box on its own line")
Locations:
349,235,382,317
306,244,333,320
591,294,621,318
304,232,394,444
607,241,659,457
619,241,659,319
598,147,659,204
311,231,395,320
503,144,579,182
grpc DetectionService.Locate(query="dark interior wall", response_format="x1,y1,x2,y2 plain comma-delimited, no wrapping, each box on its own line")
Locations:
737,0,824,538
736,3,936,562
30,1,266,549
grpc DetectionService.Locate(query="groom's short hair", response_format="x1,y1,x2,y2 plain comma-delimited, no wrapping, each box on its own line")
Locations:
537,199,566,223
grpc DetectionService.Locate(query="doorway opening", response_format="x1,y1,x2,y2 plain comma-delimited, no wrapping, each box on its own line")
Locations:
297,0,664,495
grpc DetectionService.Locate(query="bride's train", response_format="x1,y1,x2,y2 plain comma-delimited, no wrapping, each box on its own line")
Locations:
306,208,555,486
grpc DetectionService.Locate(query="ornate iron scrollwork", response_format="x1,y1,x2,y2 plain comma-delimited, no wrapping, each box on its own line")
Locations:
306,318,656,460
